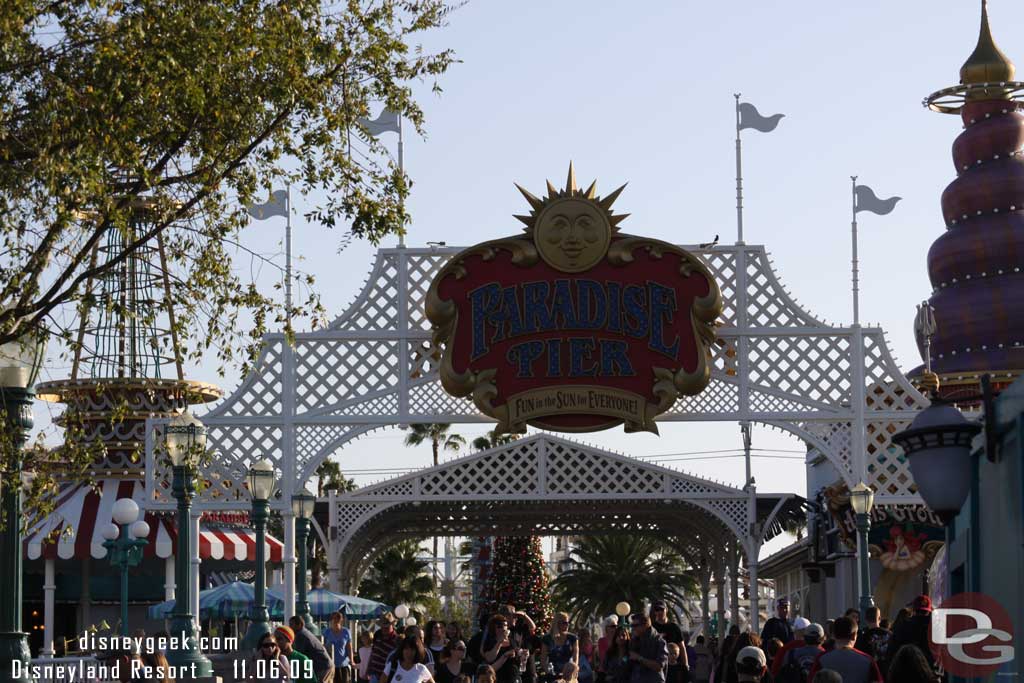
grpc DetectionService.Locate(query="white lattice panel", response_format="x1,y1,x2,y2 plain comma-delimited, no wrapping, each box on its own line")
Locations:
667,378,741,415
210,340,284,418
745,251,824,328
146,243,928,515
295,340,400,413
545,442,662,494
330,253,401,331
420,448,540,497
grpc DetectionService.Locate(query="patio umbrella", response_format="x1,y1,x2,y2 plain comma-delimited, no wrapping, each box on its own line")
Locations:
266,587,389,620
147,581,284,620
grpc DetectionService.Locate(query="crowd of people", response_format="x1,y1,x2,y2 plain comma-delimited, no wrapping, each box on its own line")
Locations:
242,592,942,683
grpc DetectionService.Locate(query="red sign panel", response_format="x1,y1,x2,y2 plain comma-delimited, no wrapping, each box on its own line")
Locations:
426,169,722,434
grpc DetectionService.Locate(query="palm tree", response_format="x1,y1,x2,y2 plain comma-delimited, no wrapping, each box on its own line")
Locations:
550,535,700,623
310,460,357,587
358,539,436,617
404,423,466,466
471,430,518,451
404,424,466,577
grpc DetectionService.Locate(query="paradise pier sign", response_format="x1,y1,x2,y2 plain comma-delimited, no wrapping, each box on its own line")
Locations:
426,165,722,434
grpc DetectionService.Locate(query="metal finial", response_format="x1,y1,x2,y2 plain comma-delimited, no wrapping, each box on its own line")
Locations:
960,0,1015,87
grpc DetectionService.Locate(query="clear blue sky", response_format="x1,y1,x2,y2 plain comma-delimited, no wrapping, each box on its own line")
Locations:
33,1,1019,556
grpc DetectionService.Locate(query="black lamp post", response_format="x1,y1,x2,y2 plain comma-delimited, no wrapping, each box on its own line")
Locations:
101,498,150,637
891,400,981,525
242,458,276,650
292,489,318,636
163,411,214,677
0,323,45,683
848,482,875,614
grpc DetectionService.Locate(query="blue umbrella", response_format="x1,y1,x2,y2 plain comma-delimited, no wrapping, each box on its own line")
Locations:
147,581,284,620
265,587,389,620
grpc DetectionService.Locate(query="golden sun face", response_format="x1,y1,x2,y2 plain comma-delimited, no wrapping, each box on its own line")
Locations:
535,199,611,272
513,164,629,274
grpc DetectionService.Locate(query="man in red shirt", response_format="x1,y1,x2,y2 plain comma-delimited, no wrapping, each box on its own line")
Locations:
770,617,810,677
808,617,882,683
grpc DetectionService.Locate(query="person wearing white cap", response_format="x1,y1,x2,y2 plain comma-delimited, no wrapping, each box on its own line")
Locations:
770,617,810,678
774,623,825,682
734,646,767,682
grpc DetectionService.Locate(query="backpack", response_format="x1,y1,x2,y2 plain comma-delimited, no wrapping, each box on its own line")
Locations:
778,647,817,683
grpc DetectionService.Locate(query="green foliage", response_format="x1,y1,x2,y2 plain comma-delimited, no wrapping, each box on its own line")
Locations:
481,536,551,630
0,0,456,515
0,0,458,365
549,535,699,624
404,423,465,466
471,430,517,451
358,538,436,616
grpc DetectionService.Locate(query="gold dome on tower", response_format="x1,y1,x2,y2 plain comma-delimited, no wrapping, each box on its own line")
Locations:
960,0,1015,87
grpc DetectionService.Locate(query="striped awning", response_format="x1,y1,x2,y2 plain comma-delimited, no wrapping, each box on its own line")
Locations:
24,479,283,562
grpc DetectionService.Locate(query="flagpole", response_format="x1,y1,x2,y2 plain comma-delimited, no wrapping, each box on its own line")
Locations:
734,94,744,245
850,175,859,327
286,183,293,332
398,115,406,248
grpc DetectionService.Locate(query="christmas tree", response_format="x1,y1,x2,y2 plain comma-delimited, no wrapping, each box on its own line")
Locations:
481,536,552,630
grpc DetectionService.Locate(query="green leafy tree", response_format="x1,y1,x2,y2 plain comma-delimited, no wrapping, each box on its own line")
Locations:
471,430,518,451
309,459,357,588
0,0,457,515
358,538,436,618
550,535,699,623
404,423,466,467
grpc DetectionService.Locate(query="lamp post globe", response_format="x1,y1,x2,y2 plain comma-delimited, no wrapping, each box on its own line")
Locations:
243,458,277,650
162,411,213,676
891,401,980,524
614,602,631,618
112,498,140,526
292,489,318,636
849,482,875,614
0,321,45,683
394,604,410,619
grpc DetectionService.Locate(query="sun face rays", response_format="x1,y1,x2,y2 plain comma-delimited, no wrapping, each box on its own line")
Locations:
514,163,629,233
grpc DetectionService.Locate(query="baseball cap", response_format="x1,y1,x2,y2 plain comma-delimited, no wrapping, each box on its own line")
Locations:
735,646,766,674
602,616,619,627
793,617,810,630
912,595,932,612
651,600,667,609
803,623,825,642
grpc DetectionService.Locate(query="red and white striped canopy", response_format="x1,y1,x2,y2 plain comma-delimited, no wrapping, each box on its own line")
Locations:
25,479,283,562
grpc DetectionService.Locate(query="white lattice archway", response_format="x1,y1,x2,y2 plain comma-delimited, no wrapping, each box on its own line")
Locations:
144,242,927,620
327,433,805,627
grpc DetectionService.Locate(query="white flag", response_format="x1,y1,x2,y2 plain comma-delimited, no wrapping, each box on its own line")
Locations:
738,102,785,133
245,190,288,220
854,185,901,215
358,109,401,136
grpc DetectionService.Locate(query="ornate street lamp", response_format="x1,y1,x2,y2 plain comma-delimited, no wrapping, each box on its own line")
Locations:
0,323,45,683
101,499,150,637
242,458,276,650
163,411,214,677
891,401,980,525
848,482,875,614
614,601,631,618
394,603,409,627
292,488,318,636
